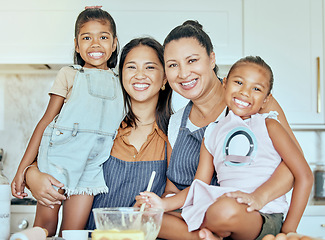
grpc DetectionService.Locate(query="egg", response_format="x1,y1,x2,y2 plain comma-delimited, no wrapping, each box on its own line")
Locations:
274,233,288,240
300,236,312,240
262,234,275,240
287,235,301,240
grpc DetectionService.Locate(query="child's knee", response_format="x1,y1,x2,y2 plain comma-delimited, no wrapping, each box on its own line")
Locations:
205,197,242,226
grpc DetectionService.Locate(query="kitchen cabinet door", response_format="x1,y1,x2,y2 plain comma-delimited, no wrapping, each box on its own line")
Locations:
103,0,242,65
244,0,325,126
297,216,325,239
0,0,242,66
0,1,78,64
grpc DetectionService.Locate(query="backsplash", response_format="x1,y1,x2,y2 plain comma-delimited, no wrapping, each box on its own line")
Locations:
0,72,324,202
0,72,56,197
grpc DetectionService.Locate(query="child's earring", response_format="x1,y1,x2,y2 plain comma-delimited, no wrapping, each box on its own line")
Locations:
161,84,166,91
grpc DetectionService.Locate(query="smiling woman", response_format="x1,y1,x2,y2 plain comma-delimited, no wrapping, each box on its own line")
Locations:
138,20,304,240
122,45,167,106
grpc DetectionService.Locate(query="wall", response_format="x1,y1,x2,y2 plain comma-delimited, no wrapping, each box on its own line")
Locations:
0,73,324,204
0,72,56,197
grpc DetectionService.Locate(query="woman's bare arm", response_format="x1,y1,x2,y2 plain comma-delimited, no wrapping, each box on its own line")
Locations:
25,162,66,208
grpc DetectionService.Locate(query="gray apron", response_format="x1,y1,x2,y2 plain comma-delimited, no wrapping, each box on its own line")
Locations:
166,101,218,190
87,146,167,230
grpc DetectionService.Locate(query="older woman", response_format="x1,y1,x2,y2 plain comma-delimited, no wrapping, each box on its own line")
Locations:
156,20,299,240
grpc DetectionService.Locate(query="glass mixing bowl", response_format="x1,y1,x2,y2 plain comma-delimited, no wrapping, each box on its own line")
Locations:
92,207,164,240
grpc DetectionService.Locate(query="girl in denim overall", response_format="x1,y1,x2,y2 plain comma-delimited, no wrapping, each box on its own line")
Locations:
11,8,124,236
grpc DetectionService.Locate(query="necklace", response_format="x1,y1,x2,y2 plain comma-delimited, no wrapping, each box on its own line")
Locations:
137,120,155,126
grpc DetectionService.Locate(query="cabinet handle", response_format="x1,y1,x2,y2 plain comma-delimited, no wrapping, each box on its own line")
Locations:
321,224,325,228
316,57,321,113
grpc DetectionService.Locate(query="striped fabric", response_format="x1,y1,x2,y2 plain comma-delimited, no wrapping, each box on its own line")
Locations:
87,154,167,230
166,101,218,191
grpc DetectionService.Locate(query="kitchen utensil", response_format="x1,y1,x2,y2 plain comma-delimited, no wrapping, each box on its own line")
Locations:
92,207,163,240
10,227,48,240
62,230,92,240
140,170,156,211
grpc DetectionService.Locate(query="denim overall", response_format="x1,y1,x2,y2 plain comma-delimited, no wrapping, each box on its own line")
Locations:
38,66,124,196
86,150,167,230
166,101,218,190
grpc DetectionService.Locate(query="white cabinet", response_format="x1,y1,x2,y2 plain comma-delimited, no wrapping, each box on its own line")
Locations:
0,0,242,65
297,206,325,239
103,0,242,65
297,216,325,239
0,1,78,64
244,0,325,125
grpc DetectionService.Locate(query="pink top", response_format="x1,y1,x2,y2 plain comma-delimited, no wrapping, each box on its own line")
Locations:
182,111,288,231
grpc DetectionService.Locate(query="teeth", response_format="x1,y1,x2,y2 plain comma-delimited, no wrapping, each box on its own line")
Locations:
89,52,103,57
181,79,197,86
235,98,249,107
133,83,149,89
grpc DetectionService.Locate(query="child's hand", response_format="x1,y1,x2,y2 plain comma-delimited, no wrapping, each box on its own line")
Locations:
11,172,28,199
134,193,147,208
226,191,264,212
136,191,165,210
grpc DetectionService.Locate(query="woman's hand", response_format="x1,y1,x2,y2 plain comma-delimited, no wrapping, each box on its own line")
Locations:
25,166,66,208
226,190,265,212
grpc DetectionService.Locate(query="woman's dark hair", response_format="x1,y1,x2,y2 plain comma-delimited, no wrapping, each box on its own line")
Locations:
163,20,219,75
227,56,274,94
74,8,119,68
118,37,173,134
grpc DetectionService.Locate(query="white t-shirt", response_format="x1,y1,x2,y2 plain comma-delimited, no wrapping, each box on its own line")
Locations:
168,105,227,149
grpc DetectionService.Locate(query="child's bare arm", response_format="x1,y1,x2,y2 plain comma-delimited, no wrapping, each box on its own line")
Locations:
141,139,215,212
266,118,313,233
11,95,64,198
261,95,303,153
193,139,215,183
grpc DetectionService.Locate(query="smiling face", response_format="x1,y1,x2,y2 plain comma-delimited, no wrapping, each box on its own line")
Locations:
122,45,166,105
75,20,117,70
164,38,216,100
224,62,271,119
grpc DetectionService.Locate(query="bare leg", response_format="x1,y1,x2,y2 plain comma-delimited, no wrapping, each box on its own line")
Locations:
201,196,263,240
33,202,61,237
158,212,202,240
60,194,94,234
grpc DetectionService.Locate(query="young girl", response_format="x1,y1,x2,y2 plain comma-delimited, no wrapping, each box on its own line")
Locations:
11,8,124,236
22,36,173,231
138,56,313,240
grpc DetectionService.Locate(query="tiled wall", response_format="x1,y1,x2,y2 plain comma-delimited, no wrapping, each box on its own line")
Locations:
0,72,324,202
